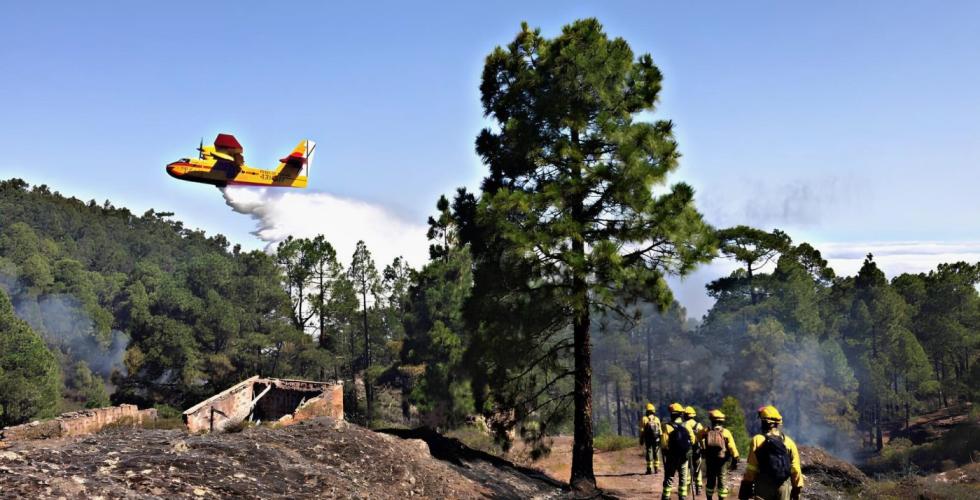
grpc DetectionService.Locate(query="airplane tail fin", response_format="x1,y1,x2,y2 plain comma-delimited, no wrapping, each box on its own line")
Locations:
277,139,316,178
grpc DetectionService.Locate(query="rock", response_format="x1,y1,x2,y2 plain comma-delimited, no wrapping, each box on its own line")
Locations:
0,451,22,461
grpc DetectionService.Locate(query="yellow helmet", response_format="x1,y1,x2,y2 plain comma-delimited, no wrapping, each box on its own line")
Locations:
668,402,685,414
685,406,697,418
708,409,726,421
758,405,783,422
646,403,656,412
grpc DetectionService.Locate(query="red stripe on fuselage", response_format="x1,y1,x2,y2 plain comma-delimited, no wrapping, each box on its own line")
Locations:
225,179,302,187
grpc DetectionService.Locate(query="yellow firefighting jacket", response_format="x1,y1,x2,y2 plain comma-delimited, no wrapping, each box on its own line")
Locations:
685,418,705,446
743,429,804,488
639,414,661,445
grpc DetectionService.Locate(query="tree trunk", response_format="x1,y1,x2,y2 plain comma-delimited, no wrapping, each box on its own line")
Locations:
635,357,643,408
615,381,623,436
605,381,613,432
570,293,596,490
939,361,949,408
318,273,328,349
904,377,911,430
646,326,653,401
362,289,372,422
874,401,883,451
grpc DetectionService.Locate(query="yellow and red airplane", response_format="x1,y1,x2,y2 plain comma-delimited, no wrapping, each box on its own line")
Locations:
166,134,315,188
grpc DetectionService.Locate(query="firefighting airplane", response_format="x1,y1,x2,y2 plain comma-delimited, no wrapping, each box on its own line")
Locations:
166,134,315,188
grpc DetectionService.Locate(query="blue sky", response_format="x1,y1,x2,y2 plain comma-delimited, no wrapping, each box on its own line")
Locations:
2,1,979,315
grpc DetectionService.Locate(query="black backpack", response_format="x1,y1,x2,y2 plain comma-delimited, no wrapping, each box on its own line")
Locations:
667,421,692,459
756,433,792,484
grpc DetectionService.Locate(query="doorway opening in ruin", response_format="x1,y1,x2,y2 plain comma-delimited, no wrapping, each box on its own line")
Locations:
248,382,326,423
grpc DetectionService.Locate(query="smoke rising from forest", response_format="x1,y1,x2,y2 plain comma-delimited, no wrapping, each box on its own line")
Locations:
596,303,860,460
0,272,128,380
221,186,429,269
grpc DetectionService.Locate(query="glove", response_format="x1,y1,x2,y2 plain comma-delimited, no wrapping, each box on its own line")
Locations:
737,480,753,500
791,486,802,500
729,456,740,471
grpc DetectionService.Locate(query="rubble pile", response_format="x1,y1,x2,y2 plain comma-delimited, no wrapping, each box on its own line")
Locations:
799,445,869,499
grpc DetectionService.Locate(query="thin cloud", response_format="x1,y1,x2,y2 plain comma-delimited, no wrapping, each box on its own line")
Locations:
676,241,980,318
817,241,980,277
700,175,865,229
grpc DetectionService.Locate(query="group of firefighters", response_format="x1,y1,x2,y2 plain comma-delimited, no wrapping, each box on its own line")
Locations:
638,402,804,500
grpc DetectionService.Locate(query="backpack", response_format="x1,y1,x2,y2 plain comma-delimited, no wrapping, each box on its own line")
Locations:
704,426,727,460
756,433,792,485
667,421,692,459
643,416,662,443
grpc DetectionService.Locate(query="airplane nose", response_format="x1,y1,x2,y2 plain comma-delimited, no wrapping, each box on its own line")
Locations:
166,163,180,178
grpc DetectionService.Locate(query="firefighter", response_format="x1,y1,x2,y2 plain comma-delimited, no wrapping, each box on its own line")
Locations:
661,402,695,500
738,405,804,500
701,409,740,500
684,406,705,495
639,403,662,474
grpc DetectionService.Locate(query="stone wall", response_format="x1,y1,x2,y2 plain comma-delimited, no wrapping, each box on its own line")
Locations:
183,376,259,433
278,384,344,426
1,404,158,442
183,376,343,433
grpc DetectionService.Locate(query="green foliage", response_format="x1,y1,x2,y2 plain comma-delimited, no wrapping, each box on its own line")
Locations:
0,179,331,409
0,288,61,426
67,361,110,408
396,194,476,429
719,396,751,457
867,422,980,475
593,434,636,452
446,426,505,456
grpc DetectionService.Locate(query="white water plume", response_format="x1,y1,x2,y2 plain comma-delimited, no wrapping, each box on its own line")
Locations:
220,187,430,269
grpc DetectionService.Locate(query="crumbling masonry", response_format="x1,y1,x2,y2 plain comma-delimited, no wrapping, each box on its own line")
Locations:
1,404,158,442
182,376,343,433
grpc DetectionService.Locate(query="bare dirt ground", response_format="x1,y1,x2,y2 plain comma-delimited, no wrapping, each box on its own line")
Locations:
0,417,563,499
527,436,742,499
527,437,870,499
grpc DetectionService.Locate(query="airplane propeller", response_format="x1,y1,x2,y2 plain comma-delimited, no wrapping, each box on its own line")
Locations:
197,137,204,159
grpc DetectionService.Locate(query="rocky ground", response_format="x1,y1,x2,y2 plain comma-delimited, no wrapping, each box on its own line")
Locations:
0,417,563,499
4,416,975,499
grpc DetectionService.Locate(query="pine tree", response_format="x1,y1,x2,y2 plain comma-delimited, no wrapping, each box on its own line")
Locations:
719,396,750,457
475,19,715,489
349,240,380,423
0,288,61,426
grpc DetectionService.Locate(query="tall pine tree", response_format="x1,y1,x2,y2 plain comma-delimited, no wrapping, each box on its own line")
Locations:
475,19,715,490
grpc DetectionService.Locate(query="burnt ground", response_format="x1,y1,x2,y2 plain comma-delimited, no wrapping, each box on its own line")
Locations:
886,402,974,446
0,417,563,499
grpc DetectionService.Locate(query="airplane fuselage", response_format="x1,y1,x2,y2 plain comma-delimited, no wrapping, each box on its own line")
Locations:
166,158,308,188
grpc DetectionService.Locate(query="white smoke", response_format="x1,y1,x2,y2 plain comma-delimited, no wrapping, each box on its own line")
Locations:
220,187,430,269
1,274,128,380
